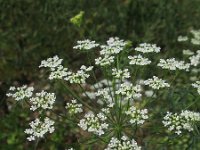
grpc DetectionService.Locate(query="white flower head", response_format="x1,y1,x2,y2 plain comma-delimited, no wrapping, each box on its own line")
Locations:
73,39,99,50
95,55,115,66
112,68,130,80
157,58,190,71
190,29,200,45
135,43,160,53
78,111,109,136
64,65,93,84
116,82,142,99
7,85,34,101
95,88,114,107
177,36,188,42
182,49,194,56
66,99,83,114
24,117,55,141
144,76,170,90
39,55,63,69
163,110,200,135
189,50,200,66
67,148,75,150
49,65,70,80
128,55,151,65
30,91,56,111
157,58,177,70
105,136,141,150
100,37,128,55
176,61,190,71
125,106,148,125
192,81,200,94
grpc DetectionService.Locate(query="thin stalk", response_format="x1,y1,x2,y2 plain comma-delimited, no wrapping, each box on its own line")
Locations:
34,138,39,150
60,81,94,112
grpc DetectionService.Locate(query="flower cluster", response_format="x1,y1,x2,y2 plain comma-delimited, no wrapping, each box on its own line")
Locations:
39,56,93,83
128,55,151,65
64,65,93,84
192,81,200,94
100,37,128,55
95,55,115,66
189,50,200,66
190,29,200,45
78,111,109,136
177,35,188,42
116,82,142,99
95,37,127,66
135,43,160,53
105,136,141,150
144,76,170,90
39,55,70,80
157,58,190,71
39,55,63,68
65,99,83,115
95,88,114,106
67,148,74,150
182,49,194,56
30,91,56,111
162,110,200,135
125,106,148,125
49,65,70,80
24,117,55,141
73,39,99,50
6,85,34,101
112,68,130,80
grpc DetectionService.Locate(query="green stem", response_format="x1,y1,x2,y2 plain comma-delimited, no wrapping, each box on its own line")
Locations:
60,81,94,112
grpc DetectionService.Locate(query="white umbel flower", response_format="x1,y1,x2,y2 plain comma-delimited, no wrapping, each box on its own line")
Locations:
64,65,93,84
30,91,56,111
135,43,160,53
95,55,115,66
24,117,55,141
95,88,114,107
39,55,63,69
176,61,190,71
125,106,148,125
100,37,128,55
157,58,177,70
162,110,200,135
49,65,70,80
73,39,99,50
78,111,109,136
116,83,142,99
67,148,75,150
128,55,151,65
65,99,83,114
192,81,200,94
112,68,130,79
177,36,188,42
157,58,190,71
182,49,194,56
39,56,71,80
7,85,34,101
144,76,170,89
105,136,141,150
189,50,200,66
190,29,200,45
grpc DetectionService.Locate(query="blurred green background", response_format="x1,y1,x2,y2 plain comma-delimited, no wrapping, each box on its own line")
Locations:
1,0,200,149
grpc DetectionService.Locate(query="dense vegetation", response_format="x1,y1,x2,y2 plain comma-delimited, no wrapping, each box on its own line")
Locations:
1,0,200,149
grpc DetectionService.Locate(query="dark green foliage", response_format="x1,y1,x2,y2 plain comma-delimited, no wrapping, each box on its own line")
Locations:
1,0,200,149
